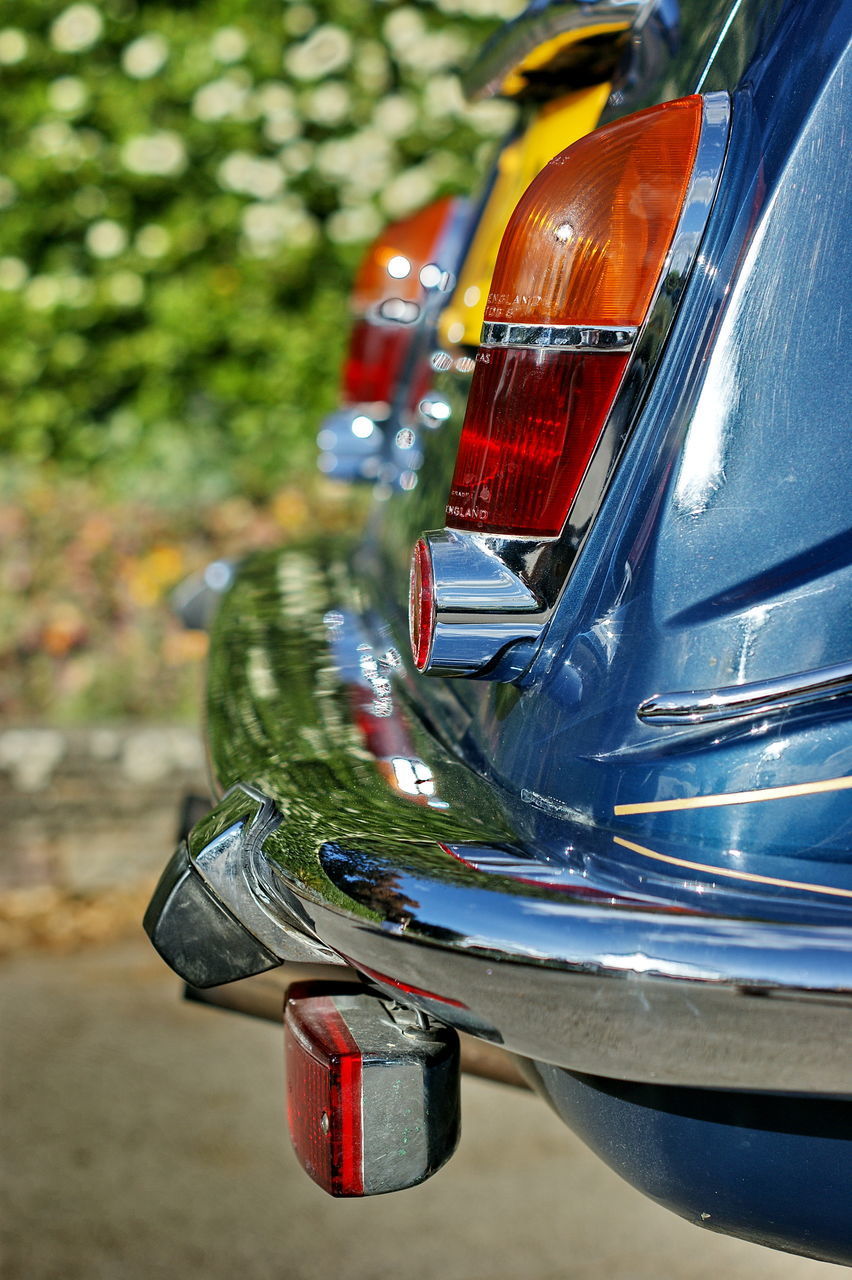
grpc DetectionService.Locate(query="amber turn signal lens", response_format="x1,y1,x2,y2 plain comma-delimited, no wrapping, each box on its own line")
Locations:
351,196,454,313
486,96,703,327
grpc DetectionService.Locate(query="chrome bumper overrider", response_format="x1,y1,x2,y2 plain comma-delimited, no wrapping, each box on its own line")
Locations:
145,545,852,1094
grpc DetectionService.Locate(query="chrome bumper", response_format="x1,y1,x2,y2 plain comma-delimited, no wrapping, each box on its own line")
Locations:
145,544,852,1094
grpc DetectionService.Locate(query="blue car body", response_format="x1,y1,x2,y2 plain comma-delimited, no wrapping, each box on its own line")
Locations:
146,0,852,1261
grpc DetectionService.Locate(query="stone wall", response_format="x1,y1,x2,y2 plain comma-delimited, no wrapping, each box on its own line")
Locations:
0,726,209,953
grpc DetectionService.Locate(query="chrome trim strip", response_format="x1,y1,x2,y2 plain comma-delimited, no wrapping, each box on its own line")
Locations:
269,858,852,1092
480,321,637,352
637,660,852,725
156,773,852,1092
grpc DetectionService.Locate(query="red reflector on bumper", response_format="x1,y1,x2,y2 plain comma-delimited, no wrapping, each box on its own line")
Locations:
285,993,364,1196
284,986,461,1197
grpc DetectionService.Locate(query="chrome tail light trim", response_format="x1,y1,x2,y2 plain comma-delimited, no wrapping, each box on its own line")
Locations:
479,321,637,352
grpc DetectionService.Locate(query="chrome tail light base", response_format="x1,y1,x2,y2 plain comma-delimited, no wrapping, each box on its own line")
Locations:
410,92,731,680
414,529,546,677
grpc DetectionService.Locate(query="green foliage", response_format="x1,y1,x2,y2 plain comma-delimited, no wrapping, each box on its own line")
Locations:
0,0,520,501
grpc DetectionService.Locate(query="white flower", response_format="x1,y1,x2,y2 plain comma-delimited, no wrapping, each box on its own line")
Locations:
24,276,62,310
402,31,469,74
278,141,314,175
317,130,392,182
122,33,168,79
256,82,299,141
122,132,187,177
467,98,518,137
105,270,144,306
0,177,18,209
326,205,382,245
86,219,128,258
58,274,95,306
0,257,28,290
282,5,316,37
284,24,351,81
192,76,249,122
50,4,103,54
373,95,418,139
423,75,465,118
437,0,522,12
48,76,88,114
211,27,247,63
135,224,171,258
381,166,437,218
218,152,284,200
30,121,76,156
424,151,464,183
303,82,350,127
240,198,318,254
353,41,389,93
263,114,300,145
383,8,425,55
478,0,525,13
0,28,28,65
256,82,296,117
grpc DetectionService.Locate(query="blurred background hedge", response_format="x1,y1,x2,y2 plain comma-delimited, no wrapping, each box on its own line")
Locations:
0,0,521,503
0,0,523,723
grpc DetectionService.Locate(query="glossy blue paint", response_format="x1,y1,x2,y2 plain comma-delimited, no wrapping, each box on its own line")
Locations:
405,0,852,904
532,1065,852,1265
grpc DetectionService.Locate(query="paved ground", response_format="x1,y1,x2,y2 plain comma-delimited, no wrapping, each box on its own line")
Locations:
1,938,846,1280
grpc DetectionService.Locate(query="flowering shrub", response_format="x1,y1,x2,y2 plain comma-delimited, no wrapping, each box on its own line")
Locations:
0,0,520,500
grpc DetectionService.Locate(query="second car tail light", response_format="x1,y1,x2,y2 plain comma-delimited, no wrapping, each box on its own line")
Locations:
341,196,454,411
342,321,412,408
446,96,703,539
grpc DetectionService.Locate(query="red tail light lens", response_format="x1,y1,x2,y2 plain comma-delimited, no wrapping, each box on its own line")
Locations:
342,197,454,409
446,347,629,537
447,96,703,539
342,321,410,407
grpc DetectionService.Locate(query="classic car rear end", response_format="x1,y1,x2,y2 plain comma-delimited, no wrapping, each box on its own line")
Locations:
146,0,852,1263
